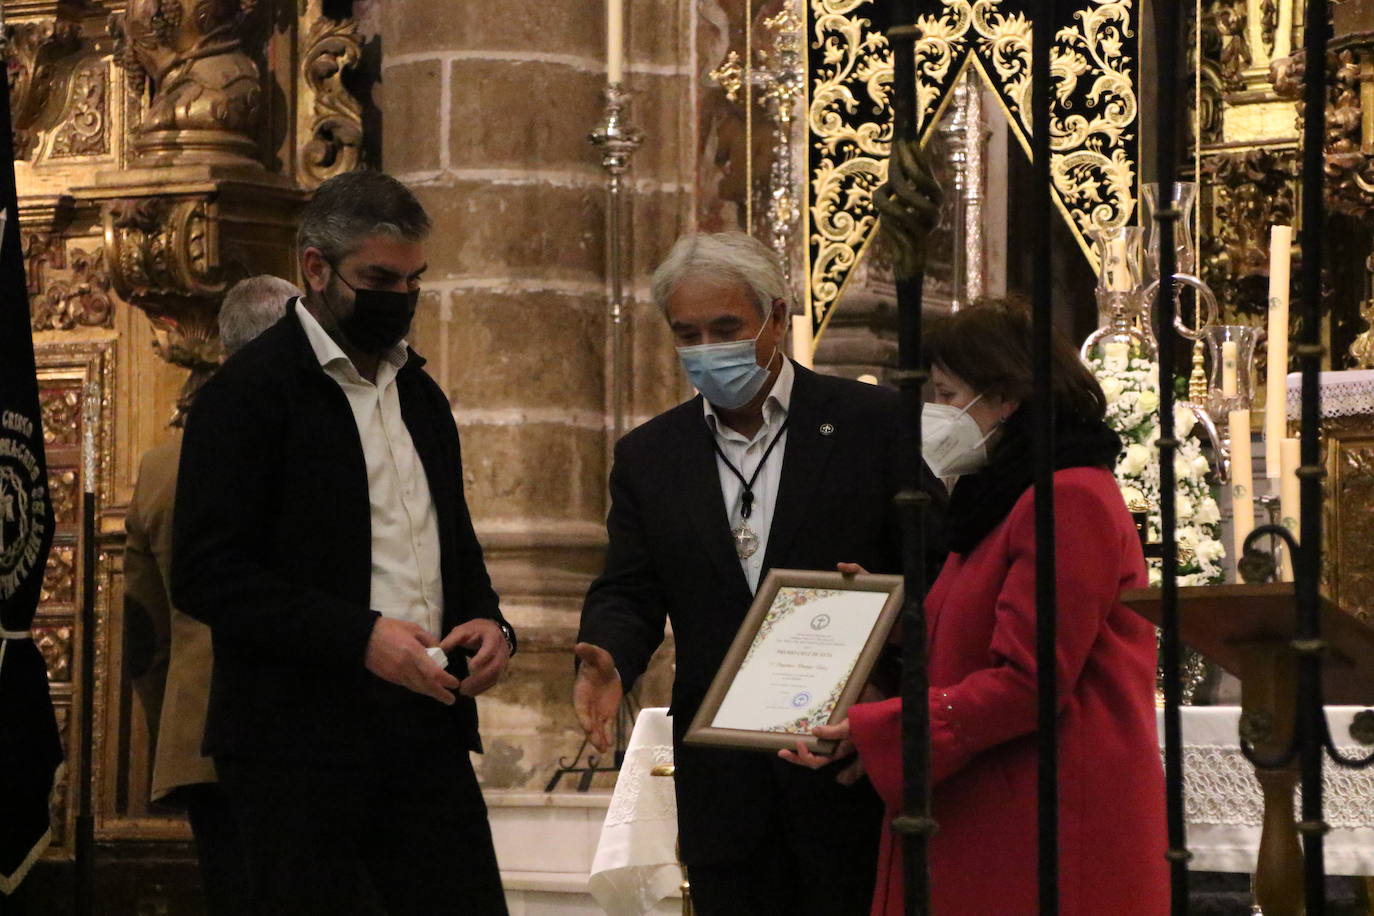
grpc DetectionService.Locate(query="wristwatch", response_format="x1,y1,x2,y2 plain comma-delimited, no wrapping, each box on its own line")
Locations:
495,619,517,657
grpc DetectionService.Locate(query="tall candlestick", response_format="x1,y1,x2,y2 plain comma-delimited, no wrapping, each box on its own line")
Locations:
1221,340,1238,396
1278,436,1300,581
1228,409,1254,582
606,0,624,84
791,314,814,369
1264,225,1292,478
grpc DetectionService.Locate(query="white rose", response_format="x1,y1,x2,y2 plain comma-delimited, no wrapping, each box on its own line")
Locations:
1192,454,1211,477
1120,443,1151,475
1137,389,1159,413
1196,497,1221,525
1175,493,1194,519
1148,566,1162,587
1174,404,1197,436
1100,377,1125,402
1197,538,1226,564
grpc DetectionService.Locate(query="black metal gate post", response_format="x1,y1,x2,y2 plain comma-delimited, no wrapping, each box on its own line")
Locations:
886,5,936,914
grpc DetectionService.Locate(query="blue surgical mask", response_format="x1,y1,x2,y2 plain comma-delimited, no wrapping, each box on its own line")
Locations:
677,322,778,409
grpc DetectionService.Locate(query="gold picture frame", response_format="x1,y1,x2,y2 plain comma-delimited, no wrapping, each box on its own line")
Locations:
685,569,904,755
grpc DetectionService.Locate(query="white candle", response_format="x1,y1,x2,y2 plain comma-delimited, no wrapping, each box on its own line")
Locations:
1103,341,1129,373
1229,409,1255,582
606,0,624,84
1279,436,1300,582
1264,225,1292,478
1106,237,1132,291
1221,340,1238,397
791,315,814,369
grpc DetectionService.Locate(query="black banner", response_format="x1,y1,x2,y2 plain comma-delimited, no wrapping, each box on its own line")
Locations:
0,71,63,894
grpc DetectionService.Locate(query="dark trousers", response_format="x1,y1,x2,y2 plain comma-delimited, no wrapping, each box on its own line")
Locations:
686,759,883,916
179,782,251,916
218,750,506,916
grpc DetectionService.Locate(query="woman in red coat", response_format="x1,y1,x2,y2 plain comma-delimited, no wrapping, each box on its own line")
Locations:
784,302,1168,915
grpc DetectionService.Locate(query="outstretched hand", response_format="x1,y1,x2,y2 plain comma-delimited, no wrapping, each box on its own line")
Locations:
573,642,623,753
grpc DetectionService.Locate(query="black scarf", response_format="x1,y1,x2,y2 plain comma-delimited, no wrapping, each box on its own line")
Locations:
945,408,1123,555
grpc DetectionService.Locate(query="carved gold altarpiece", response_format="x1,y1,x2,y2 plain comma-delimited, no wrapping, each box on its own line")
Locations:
6,0,370,892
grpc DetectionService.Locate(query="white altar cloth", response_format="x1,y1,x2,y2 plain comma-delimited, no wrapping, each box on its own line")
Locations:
587,706,1374,915
588,708,679,916
1161,705,1374,876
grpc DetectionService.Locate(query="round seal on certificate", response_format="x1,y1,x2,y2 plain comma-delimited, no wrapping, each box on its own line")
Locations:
810,613,831,631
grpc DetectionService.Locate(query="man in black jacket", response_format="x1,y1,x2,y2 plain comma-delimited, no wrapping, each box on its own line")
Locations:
575,232,944,915
172,171,515,915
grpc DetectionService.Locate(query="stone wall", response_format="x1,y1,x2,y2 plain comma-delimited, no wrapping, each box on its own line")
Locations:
378,0,693,790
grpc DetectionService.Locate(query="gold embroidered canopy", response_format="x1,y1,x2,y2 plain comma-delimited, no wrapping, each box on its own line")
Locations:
806,0,1140,338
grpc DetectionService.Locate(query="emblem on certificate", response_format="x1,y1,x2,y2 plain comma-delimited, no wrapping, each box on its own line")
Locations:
684,569,903,754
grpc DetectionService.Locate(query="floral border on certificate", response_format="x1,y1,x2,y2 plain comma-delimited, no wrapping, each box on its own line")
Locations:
739,586,848,671
764,676,852,735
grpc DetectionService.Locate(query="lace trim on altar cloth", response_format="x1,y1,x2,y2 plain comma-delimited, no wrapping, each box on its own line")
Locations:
1180,744,1374,829
1285,370,1374,420
603,744,677,829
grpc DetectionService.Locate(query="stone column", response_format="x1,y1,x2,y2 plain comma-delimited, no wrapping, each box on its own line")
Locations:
379,1,690,790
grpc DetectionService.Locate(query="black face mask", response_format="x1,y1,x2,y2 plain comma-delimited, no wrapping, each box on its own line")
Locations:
326,261,420,354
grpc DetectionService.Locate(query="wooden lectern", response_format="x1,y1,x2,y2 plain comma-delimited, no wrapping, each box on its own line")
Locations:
1122,583,1374,916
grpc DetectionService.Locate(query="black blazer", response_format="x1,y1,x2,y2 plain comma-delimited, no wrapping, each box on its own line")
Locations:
578,362,944,864
171,308,512,762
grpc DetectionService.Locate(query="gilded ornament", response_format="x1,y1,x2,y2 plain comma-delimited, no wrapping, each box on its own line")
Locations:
109,0,263,167
40,387,82,448
1272,41,1374,220
1212,0,1251,92
27,236,115,332
1199,148,1298,320
50,60,111,159
807,0,1138,328
41,545,76,605
299,12,364,189
47,469,78,526
3,18,82,159
33,625,73,683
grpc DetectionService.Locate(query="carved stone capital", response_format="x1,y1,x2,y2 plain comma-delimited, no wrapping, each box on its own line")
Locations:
298,9,363,189
4,17,82,159
108,0,263,168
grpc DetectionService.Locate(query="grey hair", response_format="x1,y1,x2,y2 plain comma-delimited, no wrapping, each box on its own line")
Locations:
296,170,431,263
650,232,788,320
219,275,302,355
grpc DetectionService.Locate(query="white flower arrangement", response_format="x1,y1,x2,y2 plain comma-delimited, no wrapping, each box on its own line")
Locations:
1088,354,1227,587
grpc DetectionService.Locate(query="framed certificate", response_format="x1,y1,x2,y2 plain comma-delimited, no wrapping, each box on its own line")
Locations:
684,569,904,754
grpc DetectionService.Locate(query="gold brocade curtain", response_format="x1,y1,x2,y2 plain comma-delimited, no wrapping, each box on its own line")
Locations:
805,0,1141,339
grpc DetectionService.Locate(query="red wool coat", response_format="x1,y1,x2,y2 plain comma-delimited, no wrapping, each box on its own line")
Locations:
849,467,1169,915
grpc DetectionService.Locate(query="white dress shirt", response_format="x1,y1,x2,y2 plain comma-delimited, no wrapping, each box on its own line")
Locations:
703,358,794,592
295,300,445,636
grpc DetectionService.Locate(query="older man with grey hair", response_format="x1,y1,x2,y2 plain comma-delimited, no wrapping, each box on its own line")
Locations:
173,171,514,915
124,273,299,915
575,231,945,914
218,274,302,355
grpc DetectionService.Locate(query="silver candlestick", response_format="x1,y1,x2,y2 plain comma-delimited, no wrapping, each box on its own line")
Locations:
589,84,644,447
